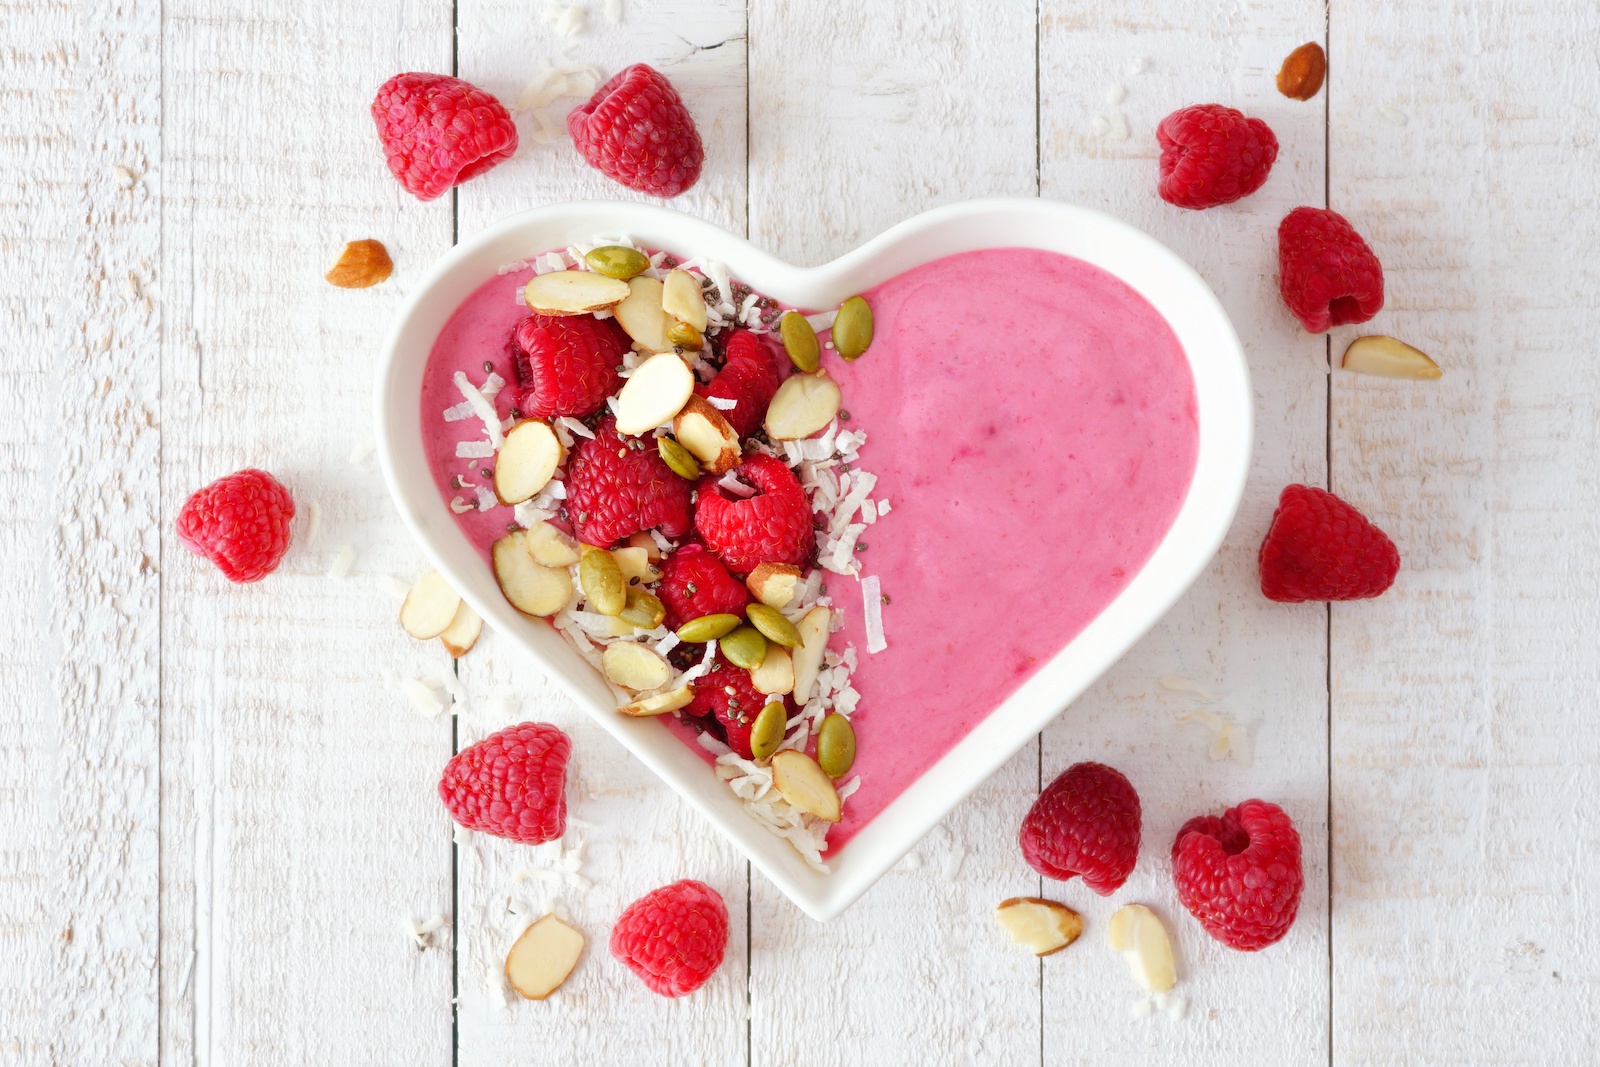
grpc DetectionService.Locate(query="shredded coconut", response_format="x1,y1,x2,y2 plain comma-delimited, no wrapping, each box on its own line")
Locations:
450,496,477,514
402,676,449,718
456,440,495,460
326,544,355,579
706,395,738,411
348,438,375,465
1159,675,1221,702
454,371,504,449
475,486,498,512
861,575,887,653
556,415,595,439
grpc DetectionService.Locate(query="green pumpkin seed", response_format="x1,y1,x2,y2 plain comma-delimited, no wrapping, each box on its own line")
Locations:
749,701,787,761
720,625,768,670
816,713,856,778
667,319,705,350
779,311,820,373
745,603,801,648
584,245,650,280
657,436,702,480
675,612,742,643
619,587,666,630
578,545,626,615
832,296,874,361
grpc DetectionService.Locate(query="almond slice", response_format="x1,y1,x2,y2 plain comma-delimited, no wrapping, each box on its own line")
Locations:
770,750,841,822
749,644,795,695
790,605,832,704
618,684,694,717
746,562,803,609
1341,335,1443,380
526,521,582,568
439,601,483,658
504,914,585,1001
661,268,707,332
764,370,842,440
601,642,671,691
494,421,563,505
627,530,664,561
522,270,630,316
613,275,673,352
492,530,573,617
1107,904,1177,993
325,239,393,288
673,395,742,474
400,568,462,639
613,351,694,434
995,897,1083,957
610,546,661,585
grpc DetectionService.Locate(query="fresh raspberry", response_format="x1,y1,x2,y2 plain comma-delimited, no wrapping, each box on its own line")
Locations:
609,879,728,997
1172,799,1304,951
564,417,693,547
567,64,704,198
512,313,627,420
683,653,779,758
697,330,780,439
693,453,813,576
656,544,750,631
176,469,296,583
371,73,518,201
1258,484,1399,602
1156,104,1279,209
438,722,570,845
1277,206,1385,332
1018,762,1142,895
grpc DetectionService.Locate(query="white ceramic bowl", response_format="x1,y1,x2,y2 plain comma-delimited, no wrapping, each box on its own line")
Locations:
375,198,1252,921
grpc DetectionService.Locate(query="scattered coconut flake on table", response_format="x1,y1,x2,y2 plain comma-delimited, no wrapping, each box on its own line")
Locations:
1156,991,1189,1021
861,575,887,653
378,573,412,600
1106,84,1127,105
1128,56,1150,76
301,500,321,545
484,965,509,1010
348,437,375,465
402,676,450,718
1131,997,1156,1020
1159,675,1222,702
326,544,355,579
402,913,447,949
1380,106,1409,126
1092,115,1112,137
1173,709,1252,767
1108,112,1130,140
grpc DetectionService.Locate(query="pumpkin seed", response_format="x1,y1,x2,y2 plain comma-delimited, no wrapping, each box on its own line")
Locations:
667,319,705,350
832,296,874,360
779,311,820,372
584,245,650,280
746,603,801,648
675,612,742,643
720,625,768,670
578,545,626,615
619,587,666,630
749,701,787,761
657,436,702,480
816,713,856,778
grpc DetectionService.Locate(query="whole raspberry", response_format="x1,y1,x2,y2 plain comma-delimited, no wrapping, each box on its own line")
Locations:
1172,799,1303,951
565,417,693,547
567,64,704,198
371,72,518,201
657,544,749,631
1277,206,1385,332
1018,762,1142,895
438,722,570,845
693,453,813,576
610,879,728,997
683,653,780,758
1157,104,1279,209
176,469,296,583
697,330,780,439
512,313,628,419
1258,484,1399,602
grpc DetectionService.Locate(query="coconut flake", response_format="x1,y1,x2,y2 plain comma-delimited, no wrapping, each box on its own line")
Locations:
1159,675,1222,702
705,260,733,307
706,395,738,411
402,677,449,718
348,438,375,465
678,639,719,685
326,544,355,579
556,416,595,439
450,496,476,514
876,498,891,515
696,732,732,757
861,575,886,653
456,439,495,459
475,486,498,512
653,632,680,657
454,371,504,449
443,399,477,422
716,469,759,498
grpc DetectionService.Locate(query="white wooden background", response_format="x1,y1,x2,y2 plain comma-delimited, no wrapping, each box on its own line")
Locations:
3,0,1596,1063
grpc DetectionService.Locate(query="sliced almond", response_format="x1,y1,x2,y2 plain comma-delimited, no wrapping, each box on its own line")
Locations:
995,897,1083,957
504,914,585,1001
749,644,795,696
494,421,563,505
492,530,573,618
764,370,842,441
526,521,582,568
1107,904,1177,993
400,568,462,640
673,395,742,474
618,684,694,717
325,239,393,288
770,749,841,822
523,270,630,316
439,602,483,658
790,605,832,704
746,562,803,609
1341,335,1443,380
611,546,661,585
601,642,671,691
613,275,672,352
661,268,708,332
627,530,664,561
614,351,695,434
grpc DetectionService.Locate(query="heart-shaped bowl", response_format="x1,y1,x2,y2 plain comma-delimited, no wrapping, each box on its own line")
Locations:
375,197,1251,921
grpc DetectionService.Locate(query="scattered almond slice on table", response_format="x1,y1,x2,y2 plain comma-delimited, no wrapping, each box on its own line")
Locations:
1107,904,1177,993
439,601,483,658
1341,334,1443,380
995,897,1083,956
504,914,585,1000
399,568,462,639
325,239,393,288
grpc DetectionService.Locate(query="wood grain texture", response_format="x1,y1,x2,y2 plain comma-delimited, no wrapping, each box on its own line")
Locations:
1038,3,1331,1062
1328,2,1600,1062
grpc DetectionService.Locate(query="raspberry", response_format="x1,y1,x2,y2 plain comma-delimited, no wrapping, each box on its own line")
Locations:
1277,206,1385,332
512,313,628,420
683,653,778,758
609,879,728,997
567,64,704,198
698,330,780,438
564,417,693,547
1172,799,1303,951
371,73,518,201
693,453,813,576
1156,104,1279,209
1258,484,1399,602
1018,762,1141,895
656,544,749,631
438,722,570,844
176,469,296,583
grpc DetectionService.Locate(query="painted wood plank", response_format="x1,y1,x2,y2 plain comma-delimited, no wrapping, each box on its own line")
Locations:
1038,4,1331,1062
1328,2,1600,1062
157,3,457,1063
745,4,1044,1065
0,1,162,1063
449,3,752,1063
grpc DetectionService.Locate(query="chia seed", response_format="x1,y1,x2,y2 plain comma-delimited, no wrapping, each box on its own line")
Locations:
881,594,891,605
483,360,494,374
685,582,698,595
839,410,851,421
855,541,867,551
